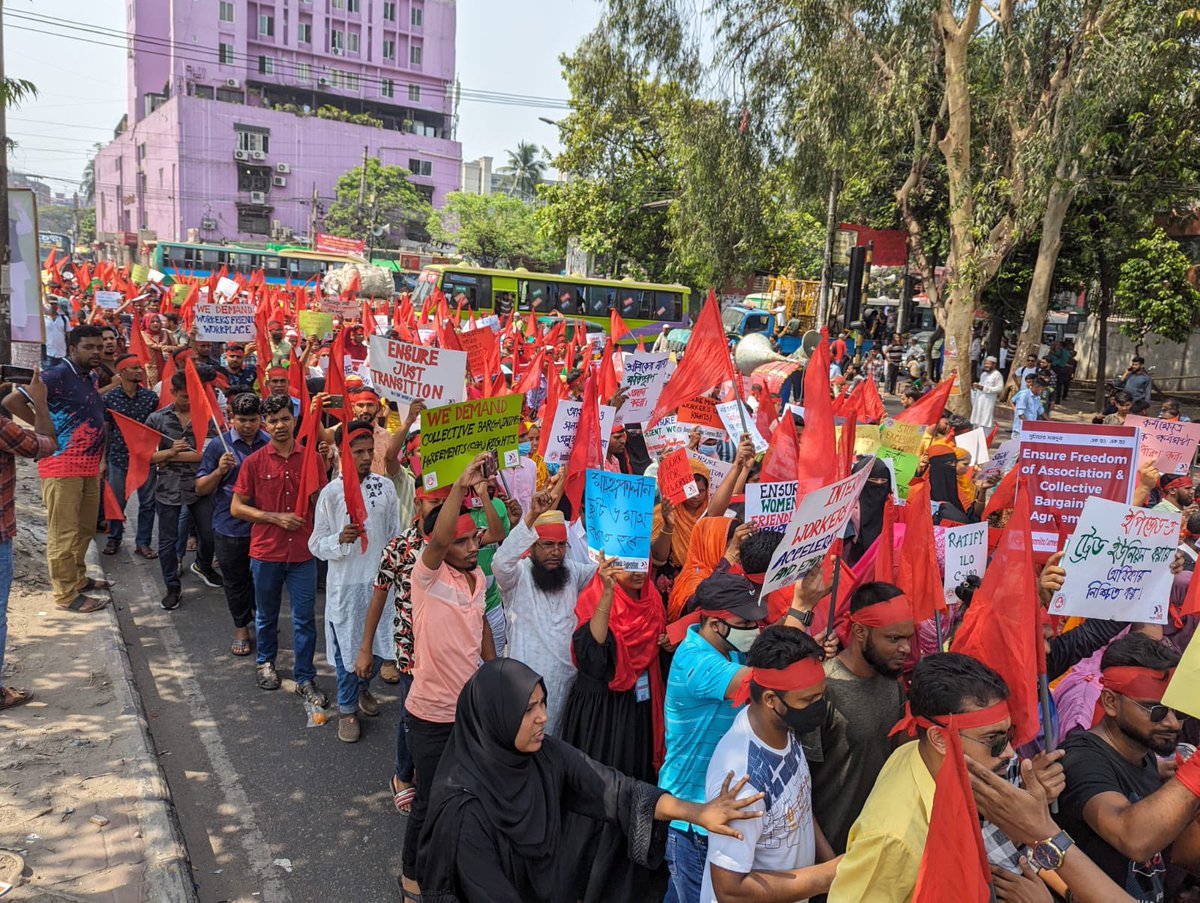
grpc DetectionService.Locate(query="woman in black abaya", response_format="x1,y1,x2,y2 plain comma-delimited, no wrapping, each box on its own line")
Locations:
416,659,762,903
846,457,892,564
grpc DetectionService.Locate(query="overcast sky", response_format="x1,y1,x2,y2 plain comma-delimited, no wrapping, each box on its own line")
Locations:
5,0,600,192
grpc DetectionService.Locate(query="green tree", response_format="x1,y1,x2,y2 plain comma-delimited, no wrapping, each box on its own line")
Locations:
428,192,562,270
80,142,105,204
77,208,96,246
497,141,548,201
1114,229,1200,344
323,157,432,249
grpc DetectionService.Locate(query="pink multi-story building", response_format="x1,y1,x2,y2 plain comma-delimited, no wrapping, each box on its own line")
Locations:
94,0,461,256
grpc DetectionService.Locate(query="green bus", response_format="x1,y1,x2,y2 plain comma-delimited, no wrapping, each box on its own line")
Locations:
409,264,692,342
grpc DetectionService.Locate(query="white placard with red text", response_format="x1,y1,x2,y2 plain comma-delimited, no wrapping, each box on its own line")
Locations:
368,335,467,408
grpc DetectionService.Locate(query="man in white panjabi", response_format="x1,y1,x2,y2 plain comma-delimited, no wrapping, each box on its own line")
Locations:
970,355,1005,430
492,482,597,735
308,424,401,743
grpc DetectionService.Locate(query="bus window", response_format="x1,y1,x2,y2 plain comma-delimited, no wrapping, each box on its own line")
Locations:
411,269,438,307
443,273,486,310
653,291,681,321
201,248,221,267
616,290,646,320
586,285,611,316
521,280,557,314
261,256,281,279
557,283,585,316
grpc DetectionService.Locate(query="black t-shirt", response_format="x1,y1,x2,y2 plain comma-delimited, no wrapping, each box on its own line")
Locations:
1058,731,1167,902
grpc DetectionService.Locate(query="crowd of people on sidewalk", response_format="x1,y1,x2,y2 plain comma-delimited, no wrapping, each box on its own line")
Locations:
3,256,1200,903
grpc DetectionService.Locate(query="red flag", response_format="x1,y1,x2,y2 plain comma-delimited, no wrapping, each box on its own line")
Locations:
597,341,619,402
759,408,800,483
513,347,546,403
102,480,125,522
1182,568,1200,618
128,317,150,365
752,384,780,439
895,479,947,625
837,412,857,481
340,425,369,552
157,352,178,410
795,328,837,494
563,376,604,516
894,373,957,425
294,400,325,518
43,247,56,272
177,283,199,332
646,291,734,427
952,481,1046,746
342,269,361,299
183,358,214,452
537,370,567,456
856,376,887,423
910,718,992,903
878,497,897,582
985,424,999,447
982,466,1018,520
326,328,349,422
610,309,632,343
110,410,162,504
288,344,311,417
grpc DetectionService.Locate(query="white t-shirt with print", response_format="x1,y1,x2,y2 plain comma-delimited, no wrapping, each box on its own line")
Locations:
700,708,816,903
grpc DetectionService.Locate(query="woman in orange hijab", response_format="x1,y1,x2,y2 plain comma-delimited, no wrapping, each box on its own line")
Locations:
666,517,736,621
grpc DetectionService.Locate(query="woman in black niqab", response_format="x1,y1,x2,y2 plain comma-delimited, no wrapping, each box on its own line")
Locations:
846,457,892,564
416,659,762,903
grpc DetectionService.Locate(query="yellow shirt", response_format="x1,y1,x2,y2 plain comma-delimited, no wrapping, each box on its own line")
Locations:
827,740,935,903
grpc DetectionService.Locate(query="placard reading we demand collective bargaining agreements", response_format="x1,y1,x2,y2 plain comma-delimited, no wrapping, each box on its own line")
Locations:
1018,420,1139,554
418,394,525,490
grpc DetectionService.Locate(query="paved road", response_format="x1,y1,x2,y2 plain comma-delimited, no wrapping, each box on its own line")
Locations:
105,532,406,903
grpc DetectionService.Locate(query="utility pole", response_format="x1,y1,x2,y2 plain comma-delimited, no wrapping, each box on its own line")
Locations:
0,0,11,365
815,169,842,331
358,145,368,206
309,182,318,247
71,193,80,250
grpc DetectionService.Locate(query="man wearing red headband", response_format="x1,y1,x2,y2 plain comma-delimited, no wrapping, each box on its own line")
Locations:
267,319,291,367
1152,473,1194,515
1058,633,1200,900
492,472,596,735
265,366,300,419
809,582,914,854
701,625,838,901
222,344,256,395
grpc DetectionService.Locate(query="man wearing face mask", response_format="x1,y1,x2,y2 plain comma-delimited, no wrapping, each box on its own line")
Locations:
659,571,768,903
700,625,840,902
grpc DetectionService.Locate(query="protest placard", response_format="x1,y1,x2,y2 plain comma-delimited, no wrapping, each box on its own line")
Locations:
715,400,768,453
459,327,497,380
617,352,673,425
172,283,191,306
692,450,732,489
130,263,149,285
1049,496,1179,624
94,290,122,310
543,401,615,465
468,314,500,332
320,296,360,319
298,310,335,340
978,437,1021,482
1126,414,1200,475
954,428,991,465
585,470,656,571
759,464,874,596
658,448,699,504
880,418,926,454
1162,637,1200,719
10,342,40,369
855,427,882,457
418,394,525,490
644,415,687,456
193,303,256,342
214,276,240,300
876,446,919,499
677,397,727,440
1019,420,1139,553
745,481,797,532
148,269,165,284
368,335,467,408
941,521,988,607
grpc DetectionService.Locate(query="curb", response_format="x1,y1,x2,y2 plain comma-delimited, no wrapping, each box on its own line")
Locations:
86,542,199,903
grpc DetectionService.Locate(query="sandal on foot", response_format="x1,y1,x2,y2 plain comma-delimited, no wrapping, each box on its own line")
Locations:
135,545,159,559
101,538,120,556
0,686,33,710
56,594,108,614
230,637,252,656
392,776,415,815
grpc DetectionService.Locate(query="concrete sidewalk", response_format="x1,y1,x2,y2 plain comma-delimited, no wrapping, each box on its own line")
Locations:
0,462,196,902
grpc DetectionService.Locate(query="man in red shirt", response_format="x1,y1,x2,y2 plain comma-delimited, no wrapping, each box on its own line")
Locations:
231,394,327,707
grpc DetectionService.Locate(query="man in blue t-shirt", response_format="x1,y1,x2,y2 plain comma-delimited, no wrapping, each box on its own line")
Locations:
196,391,269,655
659,572,765,903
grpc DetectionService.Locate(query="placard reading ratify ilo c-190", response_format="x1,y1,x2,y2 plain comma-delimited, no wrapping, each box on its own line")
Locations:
1018,420,1138,554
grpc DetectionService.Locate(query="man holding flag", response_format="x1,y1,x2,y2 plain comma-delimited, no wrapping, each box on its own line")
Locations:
101,354,159,559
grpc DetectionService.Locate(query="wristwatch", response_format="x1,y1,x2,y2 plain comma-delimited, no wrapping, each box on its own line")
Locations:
788,607,815,628
1029,830,1074,871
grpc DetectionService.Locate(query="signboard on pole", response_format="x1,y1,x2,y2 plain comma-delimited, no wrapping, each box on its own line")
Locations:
193,303,256,342
1126,414,1200,476
368,335,467,408
94,291,123,310
617,352,673,425
418,394,525,490
1018,421,1139,554
315,232,365,256
585,470,655,571
716,400,767,452
543,400,615,466
941,521,988,607
1049,497,1180,625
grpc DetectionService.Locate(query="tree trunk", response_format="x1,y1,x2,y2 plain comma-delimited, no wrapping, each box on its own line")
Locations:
1011,170,1077,392
943,286,978,415
1095,245,1113,410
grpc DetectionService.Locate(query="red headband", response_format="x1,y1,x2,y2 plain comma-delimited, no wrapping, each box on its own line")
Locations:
415,484,450,502
267,366,289,379
115,355,143,372
729,564,765,585
889,699,1010,738
848,594,915,629
731,657,826,707
535,523,568,542
1092,666,1174,726
346,426,374,443
1166,476,1192,493
349,390,379,404
455,514,480,539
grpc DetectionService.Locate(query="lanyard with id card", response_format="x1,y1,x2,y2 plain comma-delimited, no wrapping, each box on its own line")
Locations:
635,671,650,703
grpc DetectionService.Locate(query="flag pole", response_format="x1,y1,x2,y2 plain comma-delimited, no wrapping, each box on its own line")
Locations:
933,610,944,651
824,541,845,639
212,415,231,454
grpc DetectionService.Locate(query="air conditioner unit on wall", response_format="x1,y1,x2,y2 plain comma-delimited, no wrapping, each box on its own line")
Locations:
234,149,249,160
249,191,266,204
202,217,218,230
251,150,266,160
273,175,287,187
226,78,241,88
276,162,290,173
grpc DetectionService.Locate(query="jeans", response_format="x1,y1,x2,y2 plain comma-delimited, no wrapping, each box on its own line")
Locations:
250,557,318,684
664,826,709,903
329,626,381,715
402,712,454,880
107,460,156,547
393,671,414,784
213,533,254,628
0,541,12,685
156,497,214,592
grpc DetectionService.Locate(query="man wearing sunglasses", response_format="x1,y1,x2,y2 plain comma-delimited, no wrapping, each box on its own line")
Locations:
1058,633,1200,902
